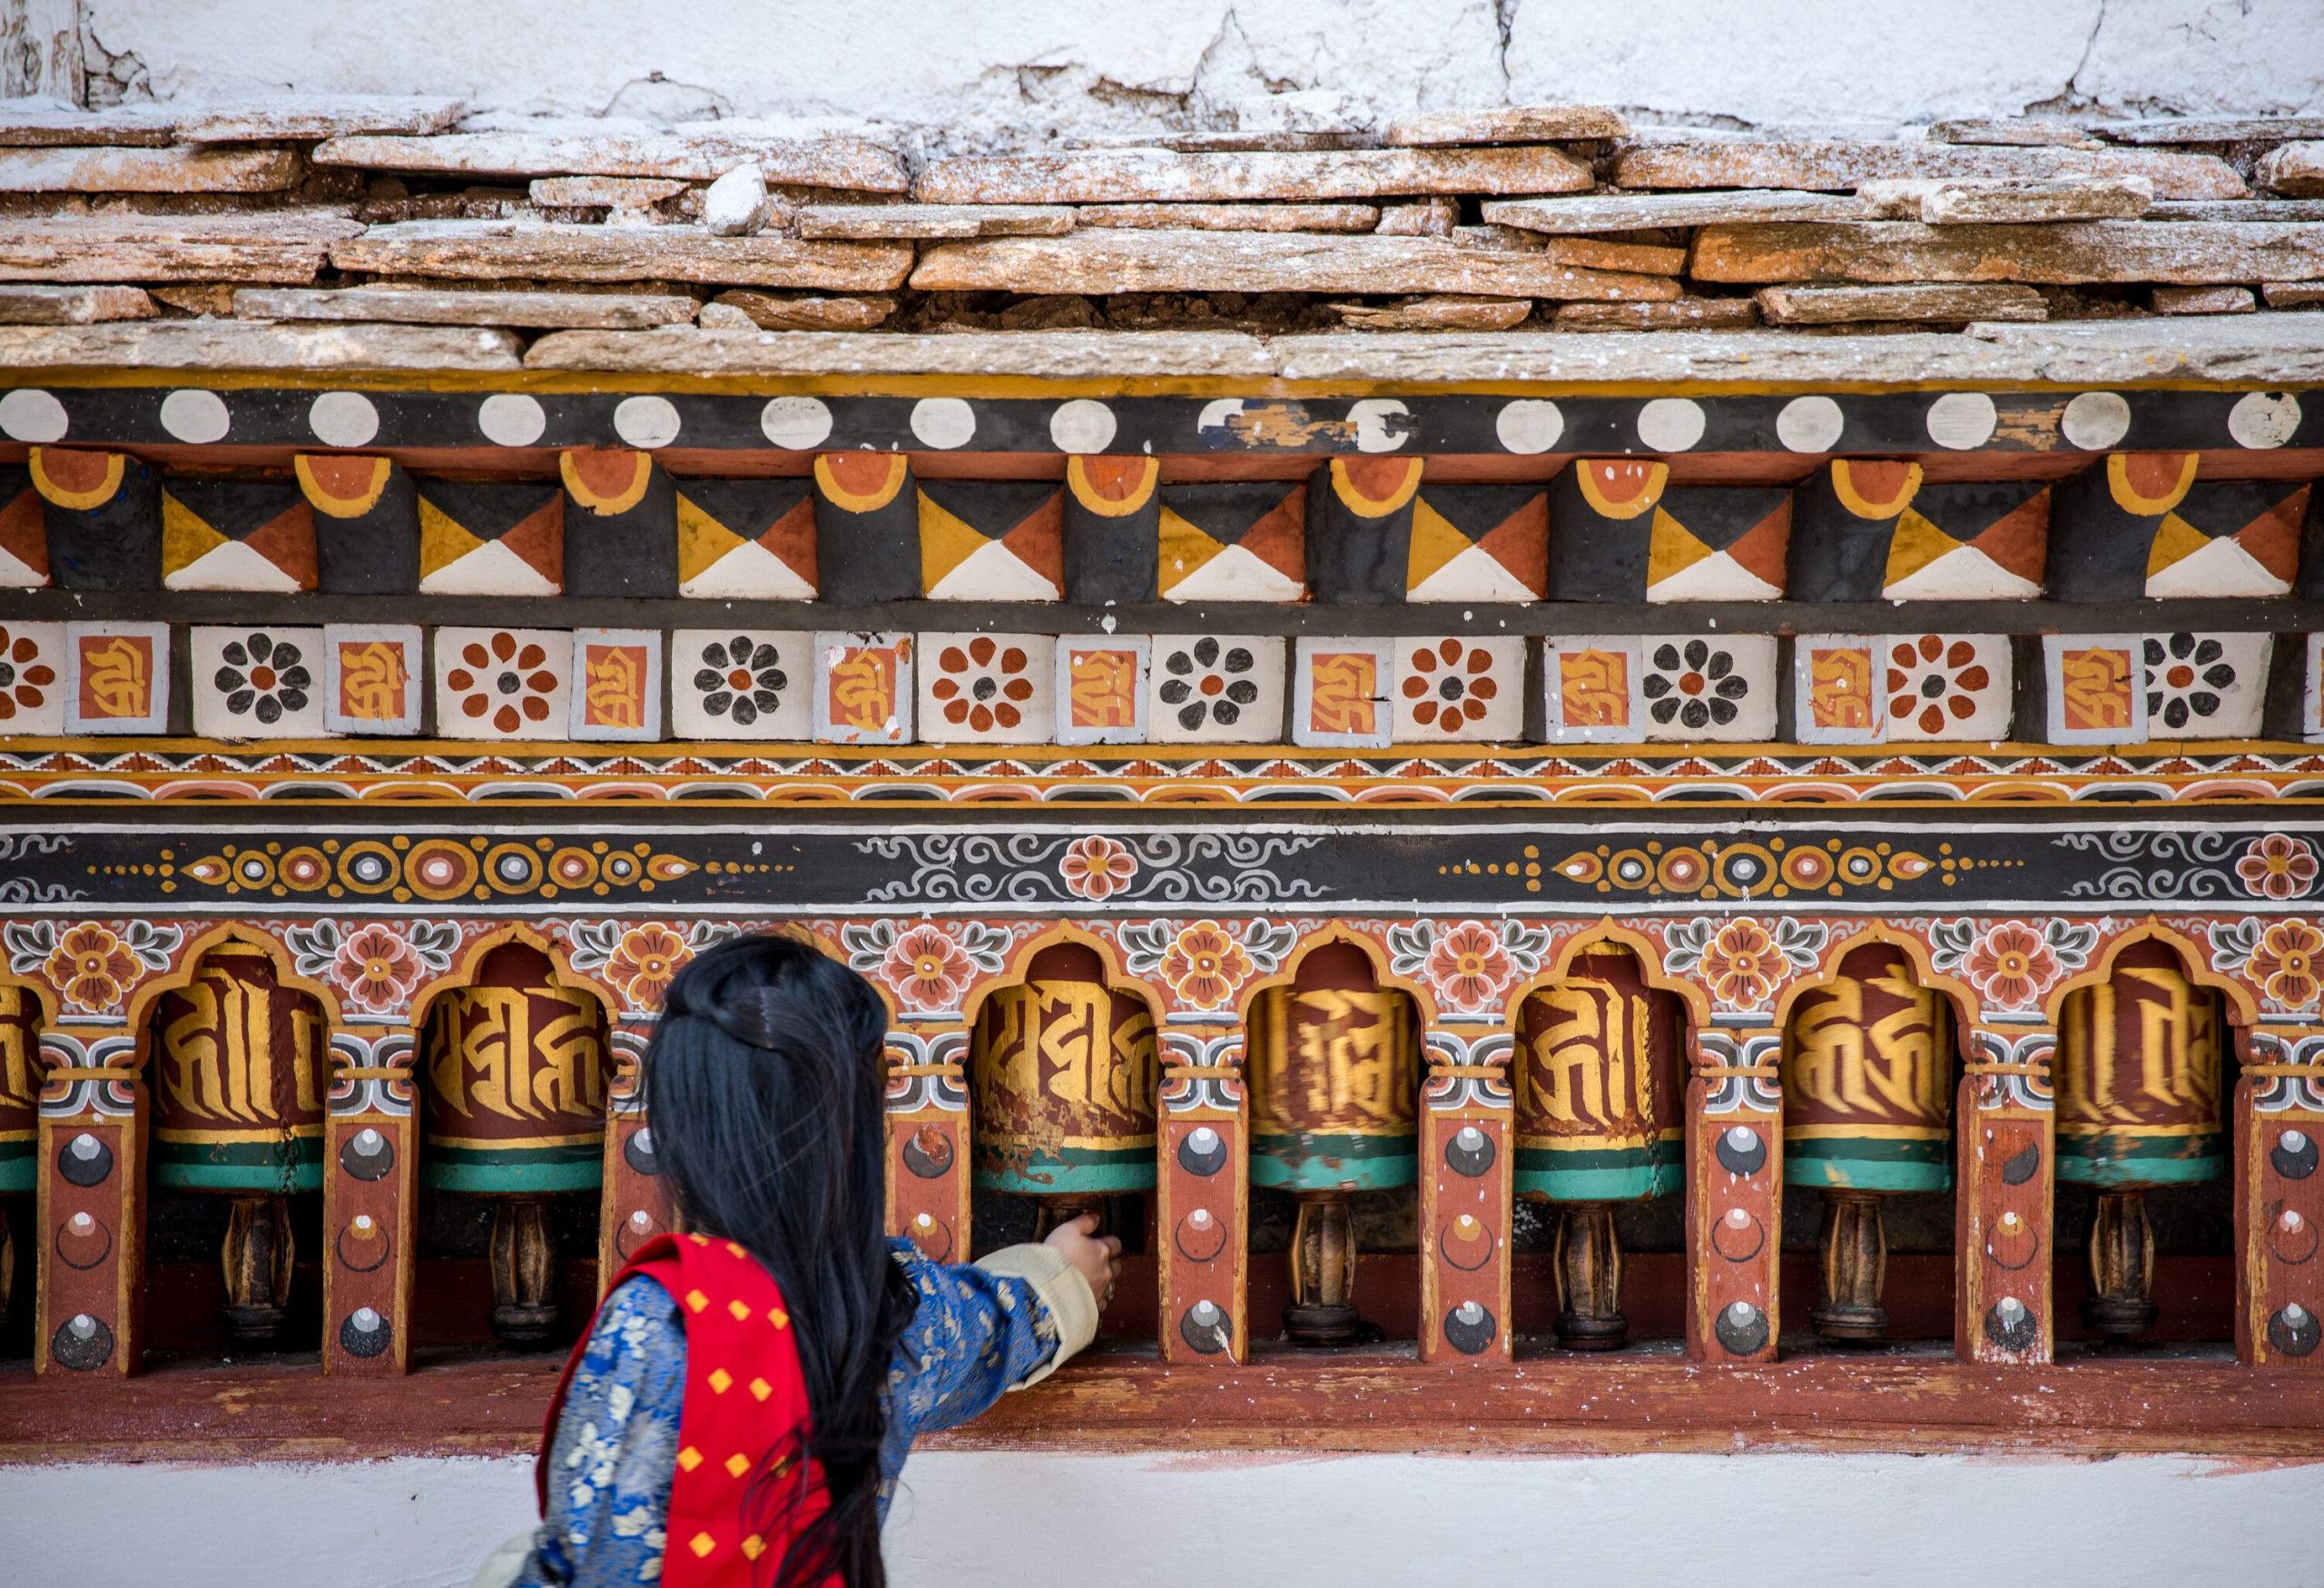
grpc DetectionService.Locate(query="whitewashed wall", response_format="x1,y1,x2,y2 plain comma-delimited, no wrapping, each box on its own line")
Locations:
44,0,2324,146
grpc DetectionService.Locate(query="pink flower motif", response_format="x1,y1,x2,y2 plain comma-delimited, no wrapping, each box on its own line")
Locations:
2237,834,2319,901
881,925,977,1012
330,923,425,1018
1960,922,2062,1013
1425,922,1513,1012
1059,835,1137,902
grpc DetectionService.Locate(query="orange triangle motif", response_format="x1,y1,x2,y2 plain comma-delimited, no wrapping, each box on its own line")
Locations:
1965,490,2050,584
0,483,46,580
1236,486,1308,584
1474,506,1549,597
999,491,1065,588
2232,483,2307,585
497,497,567,587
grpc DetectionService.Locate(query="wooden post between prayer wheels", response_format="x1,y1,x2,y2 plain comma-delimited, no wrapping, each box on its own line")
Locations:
1955,1028,2055,1365
1416,1030,1512,1364
1783,943,1955,1346
1157,1027,1246,1365
885,1028,970,1262
1686,1030,1783,1363
1247,943,1421,1347
599,1021,675,1290
34,1027,143,1376
321,1022,418,1374
2238,1026,2324,1369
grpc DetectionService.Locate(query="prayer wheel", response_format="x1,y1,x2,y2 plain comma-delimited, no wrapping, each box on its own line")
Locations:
151,945,327,1347
1514,946,1687,1350
1246,943,1420,1346
1781,943,1954,1343
2056,941,2226,1339
421,942,609,1346
0,982,43,1322
970,942,1159,1238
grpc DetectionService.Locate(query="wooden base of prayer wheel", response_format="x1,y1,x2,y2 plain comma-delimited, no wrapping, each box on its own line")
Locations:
1552,1201,1629,1351
218,1194,296,1348
1812,1190,1891,1344
488,1198,560,1347
2083,1189,2162,1340
1285,1189,1369,1346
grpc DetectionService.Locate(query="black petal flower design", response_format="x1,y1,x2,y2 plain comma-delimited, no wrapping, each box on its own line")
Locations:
2142,633,2234,731
693,636,789,726
1643,638,1747,728
1157,636,1259,731
212,631,310,725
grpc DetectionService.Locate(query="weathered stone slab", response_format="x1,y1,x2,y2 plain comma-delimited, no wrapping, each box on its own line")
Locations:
1930,119,2100,148
2095,118,2324,144
794,202,1072,239
1076,202,1379,232
1482,191,1877,233
1610,137,2244,200
524,327,1280,378
2151,284,2258,314
1919,176,2153,223
1757,283,2047,324
2259,143,2324,197
0,211,360,283
1553,299,1760,331
1691,221,2324,285
1095,130,1372,153
908,230,1680,299
0,143,300,192
913,144,1592,204
331,221,913,290
315,123,909,190
1327,295,1532,330
1962,312,2324,382
1374,197,1459,235
528,176,686,210
2152,199,2324,221
2262,281,2324,306
707,290,894,329
172,95,468,143
1384,105,1629,145
0,284,156,323
1266,329,2036,385
0,106,177,146
1540,235,1687,274
232,285,700,328
0,321,523,371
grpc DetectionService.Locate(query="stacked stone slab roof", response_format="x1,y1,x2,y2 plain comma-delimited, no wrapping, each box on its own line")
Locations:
0,95,2320,378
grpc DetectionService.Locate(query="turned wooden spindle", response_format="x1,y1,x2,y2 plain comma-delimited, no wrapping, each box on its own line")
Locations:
219,1195,296,1347
1553,1202,1629,1351
1285,1189,1364,1346
1813,1189,1890,1343
489,1197,561,1346
2083,1189,2160,1340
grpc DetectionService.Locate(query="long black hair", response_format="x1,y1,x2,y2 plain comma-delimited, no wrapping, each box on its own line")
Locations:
644,931,917,1588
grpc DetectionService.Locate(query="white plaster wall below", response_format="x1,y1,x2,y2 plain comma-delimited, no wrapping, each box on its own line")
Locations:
3,1450,2321,1587
70,0,2324,143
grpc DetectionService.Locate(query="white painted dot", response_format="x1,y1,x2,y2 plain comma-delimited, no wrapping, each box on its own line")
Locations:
1996,1297,2025,1320
355,1128,382,1151
1455,1126,1485,1150
1494,399,1563,454
307,390,379,449
477,392,547,448
913,1212,934,1228
68,1314,96,1338
1775,395,1844,453
634,1127,654,1153
2060,390,2131,450
1725,1126,1758,1150
910,396,976,449
159,388,230,443
1727,1302,1755,1323
2229,390,2301,449
613,394,681,449
353,1214,374,1232
760,395,832,449
1725,1208,1749,1228
1347,398,1411,453
1189,1128,1220,1153
2288,1302,2311,1326
2283,1209,2306,1232
1637,397,1707,452
2000,1210,2022,1228
1454,1300,1485,1324
631,1209,652,1229
1049,398,1117,453
1190,1300,1222,1324
69,1133,100,1159
2286,1130,2312,1153
0,388,67,442
1926,391,1998,449
1189,1208,1213,1228
70,1211,92,1232
351,1307,382,1331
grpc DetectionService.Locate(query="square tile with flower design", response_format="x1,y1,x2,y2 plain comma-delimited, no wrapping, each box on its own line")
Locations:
192,626,325,739
432,626,572,741
2142,632,2269,739
0,620,64,734
672,629,811,740
1148,635,1285,745
919,633,1054,745
1639,636,1776,742
1882,634,2012,742
1393,636,1524,743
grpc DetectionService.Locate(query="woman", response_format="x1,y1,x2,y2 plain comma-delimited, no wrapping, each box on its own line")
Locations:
482,932,1120,1587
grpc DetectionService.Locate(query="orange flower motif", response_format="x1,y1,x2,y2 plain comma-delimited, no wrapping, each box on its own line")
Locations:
1059,835,1137,902
882,925,977,1011
1159,922,1254,1011
1425,922,1512,1011
1402,639,1499,732
606,924,691,1009
1886,635,1989,737
1958,922,2062,1012
931,636,1035,735
1699,919,1780,1008
2237,834,2319,901
445,632,557,735
44,922,139,1011
331,923,425,1017
0,625,55,721
2250,919,2324,1008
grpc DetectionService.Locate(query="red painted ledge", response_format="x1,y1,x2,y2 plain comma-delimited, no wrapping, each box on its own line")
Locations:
4,1346,2320,1465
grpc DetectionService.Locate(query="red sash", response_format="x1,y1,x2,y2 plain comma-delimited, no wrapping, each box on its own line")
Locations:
540,1232,829,1587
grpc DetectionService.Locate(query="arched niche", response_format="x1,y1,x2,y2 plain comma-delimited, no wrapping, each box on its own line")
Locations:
410,924,614,1353
2048,926,2241,1348
1502,926,1694,1352
1239,929,1427,1347
133,925,338,1356
1777,927,1972,1347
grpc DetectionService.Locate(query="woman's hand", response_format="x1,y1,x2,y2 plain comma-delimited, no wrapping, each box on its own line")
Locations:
1044,1213,1122,1308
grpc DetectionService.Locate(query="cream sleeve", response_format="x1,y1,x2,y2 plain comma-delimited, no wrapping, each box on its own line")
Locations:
974,1242,1101,1388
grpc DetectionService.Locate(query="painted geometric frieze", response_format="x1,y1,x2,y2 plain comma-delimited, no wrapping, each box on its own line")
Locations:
1053,635,1148,746
1548,461,1790,603
1406,481,1547,603
2050,454,2303,602
1789,463,2048,602
0,463,47,587
295,454,420,594
1060,455,1161,604
1149,635,1285,744
675,477,817,600
431,626,572,741
415,479,563,597
31,447,159,592
918,633,1055,744
1797,634,2013,745
1157,481,1305,603
670,629,812,740
812,454,917,604
919,480,1063,601
160,479,318,593
569,628,665,743
0,619,64,734
321,624,424,736
191,626,323,739
1308,457,1422,605
813,630,914,745
63,621,168,735
560,449,678,598
1293,637,1394,749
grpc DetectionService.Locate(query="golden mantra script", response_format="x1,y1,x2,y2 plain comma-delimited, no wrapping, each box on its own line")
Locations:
1785,972,1949,1126
426,985,606,1127
159,967,324,1127
1252,988,1418,1137
1519,976,1659,1139
2060,965,2221,1129
974,980,1157,1132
